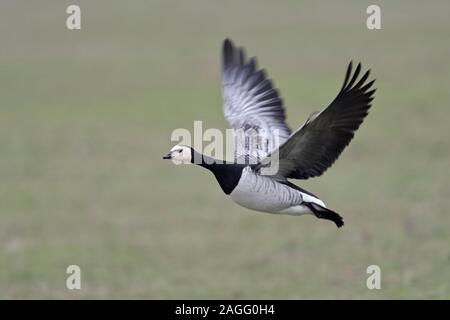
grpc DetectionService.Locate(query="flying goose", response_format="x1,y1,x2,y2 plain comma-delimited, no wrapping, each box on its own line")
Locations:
163,39,375,228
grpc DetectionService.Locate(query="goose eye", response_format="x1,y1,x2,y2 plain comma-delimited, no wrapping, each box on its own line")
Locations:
178,150,183,153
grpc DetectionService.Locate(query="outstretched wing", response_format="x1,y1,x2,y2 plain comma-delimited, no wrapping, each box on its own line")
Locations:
254,62,375,179
222,39,291,163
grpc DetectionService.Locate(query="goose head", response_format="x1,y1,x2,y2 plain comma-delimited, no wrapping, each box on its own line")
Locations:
162,145,192,164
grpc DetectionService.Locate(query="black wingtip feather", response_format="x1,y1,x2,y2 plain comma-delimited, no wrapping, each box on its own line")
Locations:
223,38,234,68
341,61,353,91
223,38,233,50
346,62,362,90
360,79,376,92
355,69,371,88
238,47,245,66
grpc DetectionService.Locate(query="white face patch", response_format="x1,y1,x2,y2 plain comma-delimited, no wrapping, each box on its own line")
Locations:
170,145,192,165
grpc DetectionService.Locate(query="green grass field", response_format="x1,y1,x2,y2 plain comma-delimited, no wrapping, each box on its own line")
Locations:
1,0,449,298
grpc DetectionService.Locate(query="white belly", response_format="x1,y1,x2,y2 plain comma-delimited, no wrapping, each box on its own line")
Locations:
229,167,324,215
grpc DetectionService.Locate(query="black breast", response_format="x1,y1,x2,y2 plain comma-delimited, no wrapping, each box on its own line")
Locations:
208,163,246,194
191,149,246,195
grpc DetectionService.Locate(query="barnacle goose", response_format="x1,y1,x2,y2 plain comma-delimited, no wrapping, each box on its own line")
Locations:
163,39,376,228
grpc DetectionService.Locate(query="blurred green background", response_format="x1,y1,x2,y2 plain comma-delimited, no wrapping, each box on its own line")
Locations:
1,0,449,299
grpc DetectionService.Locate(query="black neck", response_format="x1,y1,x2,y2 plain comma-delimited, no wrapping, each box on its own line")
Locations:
190,149,245,195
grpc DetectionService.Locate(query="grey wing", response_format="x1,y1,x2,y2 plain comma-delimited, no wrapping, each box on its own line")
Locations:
255,62,376,179
222,39,291,163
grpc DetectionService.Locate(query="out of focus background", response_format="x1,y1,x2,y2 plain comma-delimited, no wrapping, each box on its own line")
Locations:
1,0,449,299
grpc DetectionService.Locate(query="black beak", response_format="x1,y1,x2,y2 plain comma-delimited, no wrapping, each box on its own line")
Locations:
162,152,172,160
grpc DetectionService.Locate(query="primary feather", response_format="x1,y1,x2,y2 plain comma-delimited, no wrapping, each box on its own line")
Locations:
222,39,291,163
254,61,376,179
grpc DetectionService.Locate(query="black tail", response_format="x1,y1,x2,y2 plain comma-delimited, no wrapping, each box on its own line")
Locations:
304,202,344,228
